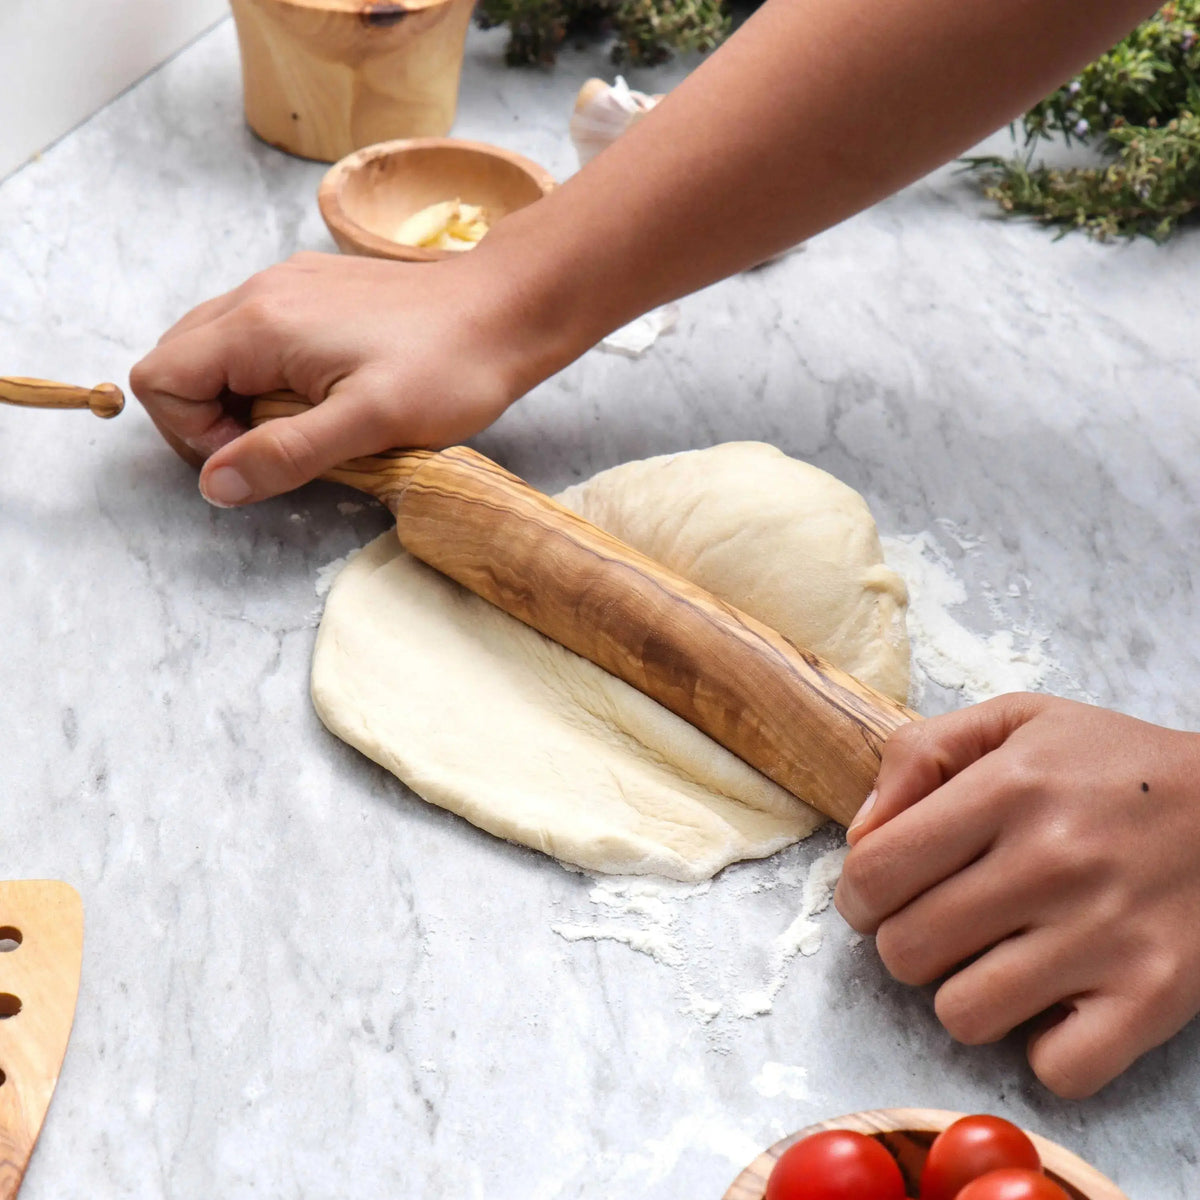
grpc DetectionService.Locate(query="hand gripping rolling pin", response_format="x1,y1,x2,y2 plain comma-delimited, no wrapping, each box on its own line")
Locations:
256,393,919,826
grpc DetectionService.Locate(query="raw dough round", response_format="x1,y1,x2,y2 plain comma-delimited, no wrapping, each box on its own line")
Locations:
312,444,909,881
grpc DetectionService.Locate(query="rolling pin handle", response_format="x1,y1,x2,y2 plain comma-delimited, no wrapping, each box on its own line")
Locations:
88,383,125,418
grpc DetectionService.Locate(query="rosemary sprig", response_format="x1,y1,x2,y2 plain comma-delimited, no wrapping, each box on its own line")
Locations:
966,1,1200,240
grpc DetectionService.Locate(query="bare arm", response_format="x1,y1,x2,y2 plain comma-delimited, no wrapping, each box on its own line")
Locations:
499,0,1160,377
131,0,1159,504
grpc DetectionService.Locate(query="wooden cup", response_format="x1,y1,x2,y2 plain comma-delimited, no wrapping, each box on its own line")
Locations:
229,0,477,162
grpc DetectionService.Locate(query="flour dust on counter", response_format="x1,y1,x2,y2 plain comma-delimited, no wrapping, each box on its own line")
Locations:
311,443,909,882
547,832,854,1037
881,524,1086,708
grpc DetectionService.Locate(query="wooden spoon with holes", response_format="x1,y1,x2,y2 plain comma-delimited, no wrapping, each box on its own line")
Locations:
0,881,83,1200
0,377,123,419
253,392,919,827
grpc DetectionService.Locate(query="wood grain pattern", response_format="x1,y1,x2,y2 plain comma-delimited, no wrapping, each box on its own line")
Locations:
0,377,123,418
318,137,556,262
229,0,477,163
0,881,84,1200
722,1109,1129,1200
254,393,916,826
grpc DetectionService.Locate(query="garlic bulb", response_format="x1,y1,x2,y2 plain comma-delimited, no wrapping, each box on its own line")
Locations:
569,77,662,167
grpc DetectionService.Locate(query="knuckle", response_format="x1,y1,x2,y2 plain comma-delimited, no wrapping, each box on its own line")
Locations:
287,250,325,269
934,979,995,1045
875,919,933,986
836,848,888,931
262,422,320,486
239,295,283,332
128,358,155,398
1137,949,1185,1011
993,748,1045,799
1026,822,1084,889
239,269,272,297
1029,1043,1101,1100
881,720,928,763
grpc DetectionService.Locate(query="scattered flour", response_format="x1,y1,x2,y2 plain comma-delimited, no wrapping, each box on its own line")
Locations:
314,553,353,600
881,530,1068,704
732,847,847,1018
337,501,364,516
752,1062,812,1102
611,1111,764,1184
550,878,708,972
601,304,679,356
549,837,852,1035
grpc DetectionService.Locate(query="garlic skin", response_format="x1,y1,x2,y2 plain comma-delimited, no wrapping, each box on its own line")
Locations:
393,200,490,252
569,77,661,167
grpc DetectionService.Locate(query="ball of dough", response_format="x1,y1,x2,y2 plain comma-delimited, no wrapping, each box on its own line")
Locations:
312,444,909,881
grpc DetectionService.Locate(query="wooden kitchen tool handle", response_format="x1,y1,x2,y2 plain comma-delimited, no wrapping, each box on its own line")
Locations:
253,393,917,826
0,377,124,418
0,881,84,1200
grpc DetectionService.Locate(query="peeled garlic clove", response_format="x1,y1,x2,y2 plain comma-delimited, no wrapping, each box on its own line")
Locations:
394,200,460,247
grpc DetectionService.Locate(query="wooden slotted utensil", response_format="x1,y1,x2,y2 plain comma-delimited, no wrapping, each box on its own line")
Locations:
254,393,918,826
0,881,84,1200
0,377,123,419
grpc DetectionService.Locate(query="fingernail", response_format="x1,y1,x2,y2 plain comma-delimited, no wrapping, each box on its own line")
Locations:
201,466,252,508
847,789,877,839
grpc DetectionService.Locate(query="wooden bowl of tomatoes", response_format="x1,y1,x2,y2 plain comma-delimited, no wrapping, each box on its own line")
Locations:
722,1109,1128,1200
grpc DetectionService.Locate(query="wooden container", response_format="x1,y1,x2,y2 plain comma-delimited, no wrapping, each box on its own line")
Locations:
723,1109,1129,1200
229,0,477,162
318,137,556,261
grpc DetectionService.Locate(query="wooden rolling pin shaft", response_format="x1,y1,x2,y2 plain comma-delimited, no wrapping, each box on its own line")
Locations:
0,377,124,418
254,394,917,826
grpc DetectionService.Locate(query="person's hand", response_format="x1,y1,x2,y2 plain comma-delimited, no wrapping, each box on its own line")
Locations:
130,248,556,506
835,693,1200,1097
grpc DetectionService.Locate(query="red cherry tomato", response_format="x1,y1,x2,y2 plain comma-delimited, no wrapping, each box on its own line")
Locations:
919,1116,1042,1200
765,1129,907,1200
955,1168,1072,1200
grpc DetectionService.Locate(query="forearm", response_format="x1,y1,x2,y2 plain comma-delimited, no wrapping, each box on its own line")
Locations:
482,0,1160,386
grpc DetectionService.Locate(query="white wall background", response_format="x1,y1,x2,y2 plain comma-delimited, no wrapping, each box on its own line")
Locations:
0,0,229,182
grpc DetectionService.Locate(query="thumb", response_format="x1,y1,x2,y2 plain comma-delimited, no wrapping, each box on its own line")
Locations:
846,693,1046,845
198,385,390,506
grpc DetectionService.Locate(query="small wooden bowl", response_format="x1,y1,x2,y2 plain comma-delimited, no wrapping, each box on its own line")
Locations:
722,1109,1129,1200
318,137,556,262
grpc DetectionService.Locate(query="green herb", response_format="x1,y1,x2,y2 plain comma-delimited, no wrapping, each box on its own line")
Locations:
476,0,729,66
966,1,1200,240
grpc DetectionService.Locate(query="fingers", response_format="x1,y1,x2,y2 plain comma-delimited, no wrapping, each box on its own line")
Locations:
932,928,1095,1047
847,694,1048,844
198,381,392,505
1026,996,1150,1099
873,853,1029,985
131,318,260,459
836,756,1003,933
132,281,318,456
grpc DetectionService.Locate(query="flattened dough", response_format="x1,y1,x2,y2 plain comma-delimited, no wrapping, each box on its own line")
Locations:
312,444,909,881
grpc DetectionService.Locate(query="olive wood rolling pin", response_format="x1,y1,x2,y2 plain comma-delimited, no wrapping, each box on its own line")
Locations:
0,376,124,418
254,393,918,826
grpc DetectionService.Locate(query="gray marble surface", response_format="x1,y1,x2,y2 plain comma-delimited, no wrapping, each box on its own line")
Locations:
3,16,1200,1200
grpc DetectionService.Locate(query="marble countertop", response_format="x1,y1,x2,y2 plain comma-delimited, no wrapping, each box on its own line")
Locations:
4,17,1199,1199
